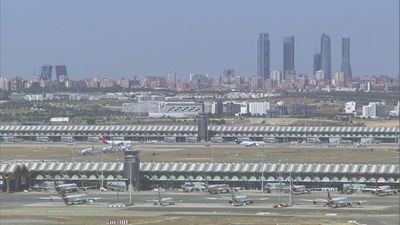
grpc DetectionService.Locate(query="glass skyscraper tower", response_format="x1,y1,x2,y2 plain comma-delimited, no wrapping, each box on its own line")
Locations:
283,36,295,80
340,37,352,80
313,52,321,75
257,33,270,80
320,33,331,81
55,65,68,80
40,65,53,80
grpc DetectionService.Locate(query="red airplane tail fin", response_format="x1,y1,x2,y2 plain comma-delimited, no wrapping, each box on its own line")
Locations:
327,191,332,201
99,135,109,144
57,190,69,205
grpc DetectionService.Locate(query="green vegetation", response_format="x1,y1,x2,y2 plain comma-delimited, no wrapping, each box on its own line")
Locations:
289,91,400,105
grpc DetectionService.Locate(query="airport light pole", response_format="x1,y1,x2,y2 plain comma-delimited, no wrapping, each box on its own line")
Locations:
211,144,214,163
278,160,281,204
289,171,292,206
101,148,104,188
129,157,132,205
261,147,264,193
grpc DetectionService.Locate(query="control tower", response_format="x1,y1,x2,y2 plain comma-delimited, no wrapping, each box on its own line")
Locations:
123,150,140,191
197,113,209,141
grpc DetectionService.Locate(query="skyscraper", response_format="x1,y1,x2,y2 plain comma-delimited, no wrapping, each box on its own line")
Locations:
283,36,295,80
55,65,68,80
313,53,322,76
341,37,352,80
320,33,331,81
257,33,270,80
40,65,53,80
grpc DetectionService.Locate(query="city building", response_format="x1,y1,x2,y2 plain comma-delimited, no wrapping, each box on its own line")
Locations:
362,102,386,118
55,65,68,81
388,102,400,118
271,70,282,86
167,71,177,89
223,69,235,77
340,37,352,80
344,101,356,115
249,102,270,116
211,101,223,114
313,52,321,76
223,101,242,114
320,33,331,81
283,36,295,80
40,65,53,80
0,77,10,91
149,102,204,118
334,71,345,86
315,70,325,80
257,33,270,80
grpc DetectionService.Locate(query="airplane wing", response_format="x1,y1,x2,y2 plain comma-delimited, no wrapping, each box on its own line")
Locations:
205,196,230,201
381,189,398,193
39,196,62,201
253,197,269,200
300,198,328,204
361,187,375,192
87,197,101,202
350,200,367,205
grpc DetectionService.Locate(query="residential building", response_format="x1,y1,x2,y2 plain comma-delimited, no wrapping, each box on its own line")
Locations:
362,102,386,118
344,101,356,115
249,102,270,115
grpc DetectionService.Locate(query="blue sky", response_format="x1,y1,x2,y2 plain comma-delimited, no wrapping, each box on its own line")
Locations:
1,0,398,79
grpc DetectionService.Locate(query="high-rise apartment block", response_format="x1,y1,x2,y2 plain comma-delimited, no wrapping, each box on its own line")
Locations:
362,102,386,118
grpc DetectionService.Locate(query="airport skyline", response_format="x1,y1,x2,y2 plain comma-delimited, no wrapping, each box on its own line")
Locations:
0,0,399,79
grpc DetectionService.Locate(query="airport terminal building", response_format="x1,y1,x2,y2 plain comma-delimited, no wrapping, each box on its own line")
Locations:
0,124,399,144
1,160,399,192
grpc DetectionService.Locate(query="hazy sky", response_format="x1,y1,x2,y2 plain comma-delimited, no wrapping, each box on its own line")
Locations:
1,0,399,79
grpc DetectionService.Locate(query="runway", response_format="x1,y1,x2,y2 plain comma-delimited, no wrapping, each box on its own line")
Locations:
1,190,399,225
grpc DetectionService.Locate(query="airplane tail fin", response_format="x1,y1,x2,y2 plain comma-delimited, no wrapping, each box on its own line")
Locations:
327,191,332,201
57,189,69,205
99,135,109,144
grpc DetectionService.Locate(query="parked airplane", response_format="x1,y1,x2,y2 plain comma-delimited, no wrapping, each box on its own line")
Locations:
55,183,79,193
181,182,207,192
40,190,101,205
362,182,398,196
99,135,132,147
146,190,180,206
306,192,367,208
284,185,311,195
80,146,95,156
207,193,268,206
207,184,241,194
239,141,266,147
